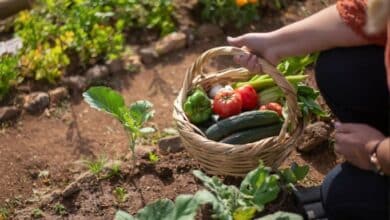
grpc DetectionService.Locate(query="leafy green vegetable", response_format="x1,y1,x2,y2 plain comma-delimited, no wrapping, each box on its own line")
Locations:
297,83,328,119
257,211,303,220
83,86,155,160
0,55,21,101
277,53,319,76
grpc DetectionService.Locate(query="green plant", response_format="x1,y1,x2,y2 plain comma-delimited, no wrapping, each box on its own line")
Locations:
53,202,67,216
31,208,43,219
113,187,128,203
148,152,159,164
114,162,308,220
83,156,107,175
199,0,260,28
0,55,21,101
0,207,9,219
107,162,122,178
83,86,155,161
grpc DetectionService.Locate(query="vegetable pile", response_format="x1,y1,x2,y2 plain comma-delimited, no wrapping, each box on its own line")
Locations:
183,54,326,145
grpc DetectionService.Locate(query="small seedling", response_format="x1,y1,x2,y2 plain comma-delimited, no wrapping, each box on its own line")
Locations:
83,87,155,162
113,187,128,203
83,156,107,176
148,152,159,164
53,202,67,216
31,208,43,219
0,207,9,219
106,162,122,179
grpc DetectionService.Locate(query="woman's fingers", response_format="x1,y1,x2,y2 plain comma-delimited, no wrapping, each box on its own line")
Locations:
233,53,262,73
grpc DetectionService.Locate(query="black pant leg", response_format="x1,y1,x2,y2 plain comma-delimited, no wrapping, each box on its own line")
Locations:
315,45,390,135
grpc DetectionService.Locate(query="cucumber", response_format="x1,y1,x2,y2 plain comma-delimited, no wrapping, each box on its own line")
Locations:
205,110,282,141
221,123,282,144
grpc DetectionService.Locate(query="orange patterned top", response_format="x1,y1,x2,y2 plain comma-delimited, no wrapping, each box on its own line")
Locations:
337,0,390,90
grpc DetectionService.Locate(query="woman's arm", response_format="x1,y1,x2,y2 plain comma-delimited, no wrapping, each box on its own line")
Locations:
228,5,371,71
376,137,390,174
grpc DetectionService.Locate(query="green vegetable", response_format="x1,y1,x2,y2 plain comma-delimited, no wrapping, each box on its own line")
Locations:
205,110,282,141
235,75,308,91
221,123,282,144
277,53,319,76
259,86,283,105
184,88,212,124
296,83,328,119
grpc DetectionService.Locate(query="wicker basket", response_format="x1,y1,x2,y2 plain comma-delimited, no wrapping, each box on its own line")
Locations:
173,46,304,177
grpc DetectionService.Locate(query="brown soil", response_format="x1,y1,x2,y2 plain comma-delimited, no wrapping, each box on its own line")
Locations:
0,0,339,219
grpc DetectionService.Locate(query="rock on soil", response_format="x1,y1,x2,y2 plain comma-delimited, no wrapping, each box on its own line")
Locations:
48,87,69,105
0,37,22,56
135,145,157,159
297,121,332,152
23,92,50,114
155,32,187,55
106,59,124,74
61,75,88,92
158,136,185,155
0,106,21,122
85,65,109,82
139,47,158,64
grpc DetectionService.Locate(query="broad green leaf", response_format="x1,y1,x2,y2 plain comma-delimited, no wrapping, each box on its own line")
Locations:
114,210,135,220
291,163,309,181
233,207,256,220
255,211,303,220
128,100,155,126
83,86,125,119
240,164,269,195
136,199,175,220
172,194,201,220
252,175,280,206
281,169,297,184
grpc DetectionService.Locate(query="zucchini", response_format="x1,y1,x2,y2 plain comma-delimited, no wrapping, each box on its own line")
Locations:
221,123,282,144
205,110,282,141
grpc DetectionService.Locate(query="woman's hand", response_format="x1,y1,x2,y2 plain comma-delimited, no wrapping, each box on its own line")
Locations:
227,33,280,73
334,122,386,170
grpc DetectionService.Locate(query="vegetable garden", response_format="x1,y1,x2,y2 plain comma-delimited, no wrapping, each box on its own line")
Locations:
0,0,338,219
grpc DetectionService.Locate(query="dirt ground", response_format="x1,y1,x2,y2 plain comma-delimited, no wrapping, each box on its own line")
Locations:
0,0,338,218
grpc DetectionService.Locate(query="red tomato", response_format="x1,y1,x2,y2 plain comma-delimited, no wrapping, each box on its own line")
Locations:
213,90,242,118
235,85,258,110
259,102,283,116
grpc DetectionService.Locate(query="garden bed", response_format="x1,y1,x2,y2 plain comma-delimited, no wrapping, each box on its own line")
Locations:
0,0,338,219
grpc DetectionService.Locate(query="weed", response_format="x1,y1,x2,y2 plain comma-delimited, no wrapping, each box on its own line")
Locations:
0,207,9,219
113,187,128,203
53,202,67,216
83,156,107,176
31,208,43,219
148,152,159,164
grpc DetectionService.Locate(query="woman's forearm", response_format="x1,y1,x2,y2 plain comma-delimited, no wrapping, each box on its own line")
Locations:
377,137,390,175
268,5,371,59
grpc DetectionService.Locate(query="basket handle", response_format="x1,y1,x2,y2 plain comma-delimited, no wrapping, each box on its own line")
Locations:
187,46,301,134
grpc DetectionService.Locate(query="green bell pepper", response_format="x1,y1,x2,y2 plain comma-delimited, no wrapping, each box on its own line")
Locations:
184,88,212,124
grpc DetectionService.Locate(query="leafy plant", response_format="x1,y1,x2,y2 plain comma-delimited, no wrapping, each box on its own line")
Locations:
107,162,122,178
0,55,21,101
0,207,9,219
277,53,319,76
296,83,328,119
31,208,43,219
83,156,107,175
199,0,260,28
83,86,155,160
53,202,67,216
148,152,160,164
114,187,128,203
114,162,308,220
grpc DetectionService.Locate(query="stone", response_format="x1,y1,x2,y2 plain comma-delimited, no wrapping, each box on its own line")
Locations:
106,59,124,74
0,106,21,122
124,55,142,72
139,47,158,64
197,23,223,38
85,65,109,82
61,75,88,92
0,37,22,56
297,121,332,152
157,135,184,155
23,92,50,114
61,181,80,198
48,87,68,105
135,145,157,159
155,32,186,55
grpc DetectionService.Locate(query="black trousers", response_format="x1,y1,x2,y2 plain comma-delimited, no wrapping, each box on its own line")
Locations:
315,45,390,220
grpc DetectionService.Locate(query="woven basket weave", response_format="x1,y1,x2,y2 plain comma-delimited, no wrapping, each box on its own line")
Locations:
173,46,304,177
